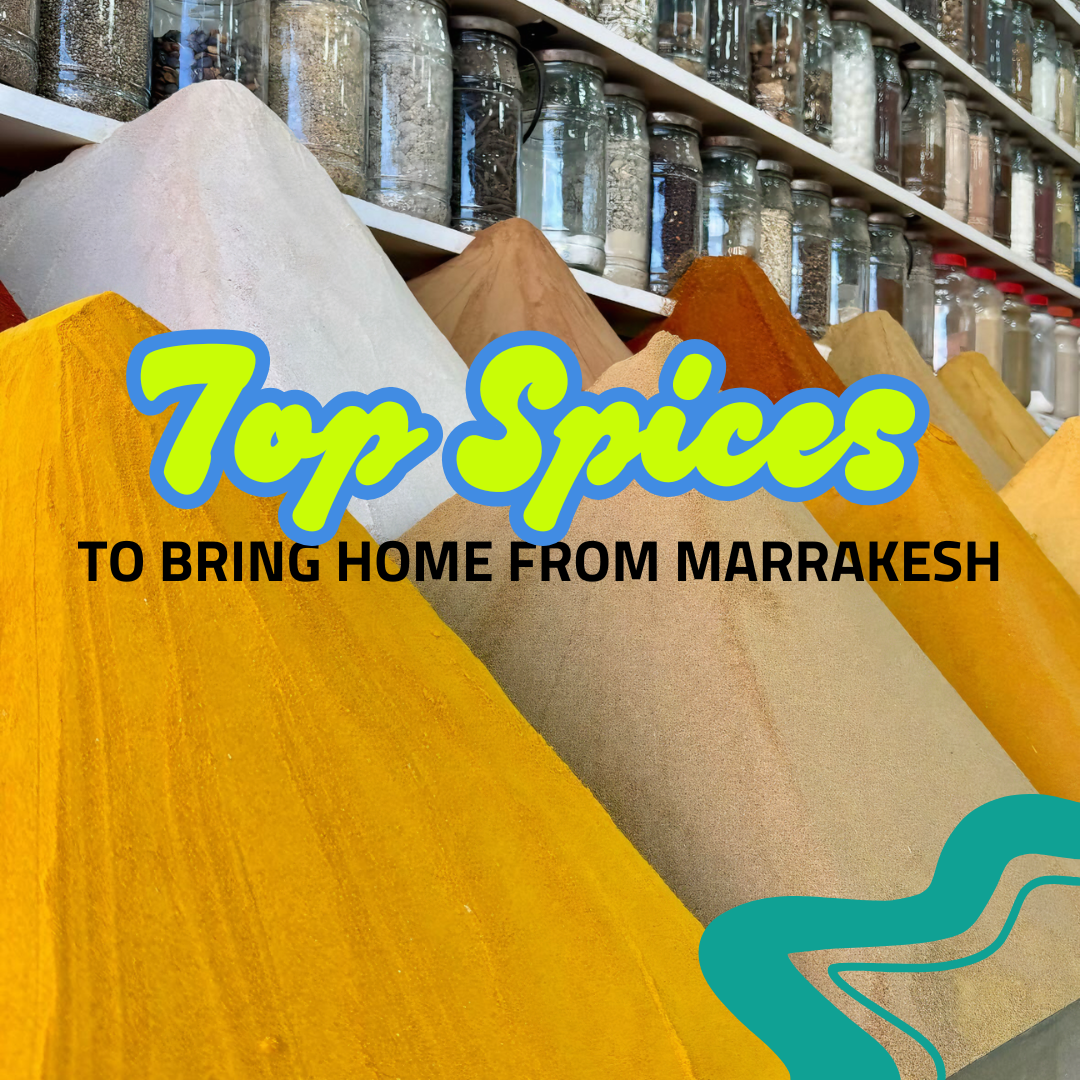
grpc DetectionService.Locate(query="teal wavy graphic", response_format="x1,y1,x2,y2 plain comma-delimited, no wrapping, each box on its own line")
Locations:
698,794,1080,1080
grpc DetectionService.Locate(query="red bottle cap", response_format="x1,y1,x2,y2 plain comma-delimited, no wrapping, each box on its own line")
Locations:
1048,305,1073,318
1072,318,1080,327
998,281,1025,294
968,266,997,280
1023,294,1049,306
933,253,968,268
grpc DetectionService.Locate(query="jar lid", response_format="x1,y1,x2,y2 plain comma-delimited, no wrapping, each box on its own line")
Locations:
1023,293,1049,306
934,253,967,268
871,35,896,47
969,266,997,281
448,16,521,43
757,159,794,178
648,111,703,134
831,9,869,22
904,59,939,70
535,48,608,74
943,81,967,94
1049,305,1073,317
831,196,870,212
868,211,906,227
791,179,832,196
998,281,1025,294
603,82,647,102
702,135,760,153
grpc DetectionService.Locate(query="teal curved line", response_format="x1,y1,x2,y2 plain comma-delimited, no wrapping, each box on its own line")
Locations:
698,795,1080,1080
826,874,1080,1080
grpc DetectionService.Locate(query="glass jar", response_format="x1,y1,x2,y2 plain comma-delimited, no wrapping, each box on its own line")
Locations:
932,253,975,372
873,37,902,185
1053,165,1075,279
368,0,453,224
1011,0,1034,111
658,0,709,76
1034,152,1053,269
757,159,794,303
829,195,870,324
268,0,369,198
1058,34,1076,144
522,51,609,273
992,121,1011,245
598,0,659,49
904,0,938,35
1010,138,1035,258
830,12,874,169
970,266,1004,374
901,59,945,209
702,135,762,259
0,0,38,92
1032,16,1057,129
1051,306,1079,418
868,212,906,323
987,0,1013,95
708,0,750,98
1074,179,1080,283
969,0,988,75
999,283,1032,404
39,0,151,119
944,83,969,222
802,0,832,144
448,17,522,233
938,0,969,61
1025,292,1055,411
968,107,993,235
604,84,652,289
791,178,832,339
151,0,269,108
904,230,935,363
749,0,803,129
648,111,704,295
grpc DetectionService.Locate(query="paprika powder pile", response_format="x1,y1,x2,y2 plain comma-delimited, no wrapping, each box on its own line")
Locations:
627,256,847,401
1001,418,1080,595
0,277,24,331
0,293,789,1080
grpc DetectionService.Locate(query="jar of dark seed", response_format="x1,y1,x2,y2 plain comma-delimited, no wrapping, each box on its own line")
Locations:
522,50,608,273
1010,0,1033,111
873,37,901,185
658,0,709,76
749,0,803,130
991,121,1011,245
790,178,831,339
707,0,749,98
448,16,522,233
598,0,659,49
647,111,703,295
150,0,269,108
604,84,651,288
757,159,793,303
969,0,988,74
829,196,870,324
903,0,938,35
268,0,369,197
987,0,1013,94
802,0,832,145
0,0,38,92
367,0,453,225
39,0,150,120
867,211,906,323
701,135,762,258
1034,152,1053,269
903,230,935,363
938,0,968,62
900,59,945,210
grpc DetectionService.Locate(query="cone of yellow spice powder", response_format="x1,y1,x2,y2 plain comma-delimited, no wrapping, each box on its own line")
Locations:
0,294,784,1080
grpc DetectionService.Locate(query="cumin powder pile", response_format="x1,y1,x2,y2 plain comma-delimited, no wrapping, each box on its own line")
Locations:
406,331,1080,1080
0,294,787,1080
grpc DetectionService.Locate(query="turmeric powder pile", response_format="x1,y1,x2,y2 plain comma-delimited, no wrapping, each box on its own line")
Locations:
0,294,785,1080
808,424,1080,803
1001,418,1080,595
